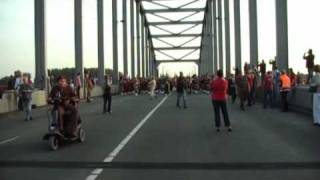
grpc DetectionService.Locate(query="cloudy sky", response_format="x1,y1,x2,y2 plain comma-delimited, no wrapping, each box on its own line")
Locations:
0,0,319,78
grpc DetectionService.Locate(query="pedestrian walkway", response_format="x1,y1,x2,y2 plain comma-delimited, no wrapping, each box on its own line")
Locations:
0,94,320,180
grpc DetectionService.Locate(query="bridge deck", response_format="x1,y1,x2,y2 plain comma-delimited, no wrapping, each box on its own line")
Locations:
0,94,320,180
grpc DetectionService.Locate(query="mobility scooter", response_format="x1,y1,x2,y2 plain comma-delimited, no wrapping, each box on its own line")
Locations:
43,92,85,150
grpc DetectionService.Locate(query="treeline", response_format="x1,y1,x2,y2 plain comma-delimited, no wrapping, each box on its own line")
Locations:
0,68,114,85
48,68,114,79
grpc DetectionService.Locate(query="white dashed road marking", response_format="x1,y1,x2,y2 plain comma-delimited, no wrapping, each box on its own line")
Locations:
85,95,169,180
0,136,19,145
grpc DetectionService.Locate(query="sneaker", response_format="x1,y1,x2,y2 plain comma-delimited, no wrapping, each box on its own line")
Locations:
228,127,233,132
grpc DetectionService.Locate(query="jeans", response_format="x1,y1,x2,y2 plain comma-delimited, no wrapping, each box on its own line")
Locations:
263,90,273,108
212,100,231,127
308,68,314,83
22,98,32,121
176,92,187,108
280,91,289,112
103,95,112,112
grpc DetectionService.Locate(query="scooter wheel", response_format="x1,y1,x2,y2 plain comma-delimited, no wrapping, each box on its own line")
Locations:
49,136,59,151
78,128,85,142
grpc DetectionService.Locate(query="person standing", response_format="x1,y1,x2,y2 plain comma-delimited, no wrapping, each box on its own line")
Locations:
19,74,33,121
75,72,82,99
272,65,281,103
235,68,249,111
227,74,236,103
211,70,232,132
263,71,273,108
103,75,112,114
279,70,291,112
85,72,94,102
247,70,254,106
303,49,315,84
176,72,187,109
148,77,156,100
259,60,266,81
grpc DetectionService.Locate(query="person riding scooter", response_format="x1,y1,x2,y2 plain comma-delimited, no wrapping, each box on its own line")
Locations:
47,76,79,137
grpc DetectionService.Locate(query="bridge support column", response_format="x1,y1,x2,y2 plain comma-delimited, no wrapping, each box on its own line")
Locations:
217,0,223,71
212,0,218,73
112,0,119,84
224,0,231,75
141,16,145,78
97,0,105,85
145,28,149,78
123,0,128,77
130,0,135,78
249,0,258,67
275,0,288,71
208,0,214,75
203,14,208,74
34,0,47,90
234,0,242,70
136,1,141,77
75,0,83,85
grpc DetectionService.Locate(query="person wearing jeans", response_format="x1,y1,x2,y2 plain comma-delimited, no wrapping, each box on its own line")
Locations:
103,75,112,114
19,75,33,121
211,70,232,132
176,72,187,109
279,70,291,112
263,71,273,108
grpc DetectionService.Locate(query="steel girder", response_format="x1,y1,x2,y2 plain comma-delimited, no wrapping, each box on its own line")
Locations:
139,0,206,66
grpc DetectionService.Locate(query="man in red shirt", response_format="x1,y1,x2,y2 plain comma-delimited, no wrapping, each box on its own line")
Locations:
210,70,232,132
263,71,273,108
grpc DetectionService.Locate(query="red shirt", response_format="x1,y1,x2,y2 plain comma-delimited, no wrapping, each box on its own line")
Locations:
263,74,273,91
247,74,254,89
211,77,228,101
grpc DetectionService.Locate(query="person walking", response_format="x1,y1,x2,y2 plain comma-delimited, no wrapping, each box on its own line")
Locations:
311,65,320,125
279,70,291,112
227,74,236,103
75,72,82,99
148,77,156,100
85,72,94,102
18,74,33,121
176,72,187,109
211,70,232,132
235,68,249,111
103,75,112,114
263,71,273,108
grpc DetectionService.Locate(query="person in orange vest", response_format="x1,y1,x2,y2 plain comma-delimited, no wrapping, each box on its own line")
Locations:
279,70,291,112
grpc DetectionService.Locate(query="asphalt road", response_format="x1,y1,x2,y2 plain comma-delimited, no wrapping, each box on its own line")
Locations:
1,93,320,180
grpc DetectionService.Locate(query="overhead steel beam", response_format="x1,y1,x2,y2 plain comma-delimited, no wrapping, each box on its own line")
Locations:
148,21,203,26
156,59,199,64
145,8,205,13
154,46,200,50
151,34,201,38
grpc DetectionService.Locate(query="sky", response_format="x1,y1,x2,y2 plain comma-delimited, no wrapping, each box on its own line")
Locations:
0,0,319,78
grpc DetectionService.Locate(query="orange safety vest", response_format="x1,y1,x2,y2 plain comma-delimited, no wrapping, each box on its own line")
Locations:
280,74,291,90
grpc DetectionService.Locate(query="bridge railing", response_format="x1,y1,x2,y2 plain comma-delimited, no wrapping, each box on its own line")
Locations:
0,85,119,114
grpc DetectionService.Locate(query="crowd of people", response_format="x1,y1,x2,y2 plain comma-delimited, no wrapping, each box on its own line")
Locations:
2,49,320,133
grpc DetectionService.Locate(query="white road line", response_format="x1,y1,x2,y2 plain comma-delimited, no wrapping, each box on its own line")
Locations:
0,136,19,145
85,95,169,180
